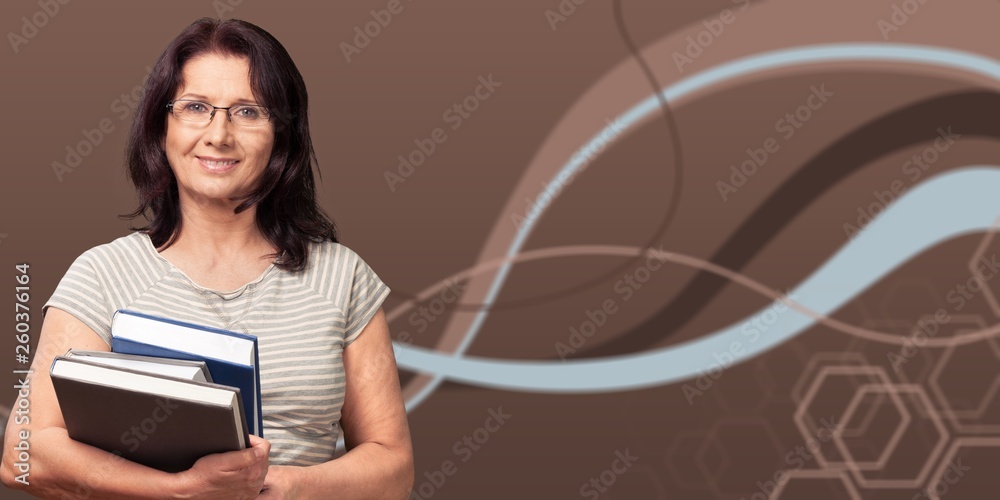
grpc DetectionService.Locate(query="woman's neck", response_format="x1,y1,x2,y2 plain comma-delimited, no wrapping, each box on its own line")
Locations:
167,197,272,259
152,197,278,291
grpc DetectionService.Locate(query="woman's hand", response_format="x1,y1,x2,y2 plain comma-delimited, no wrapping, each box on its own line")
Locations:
175,435,271,499
258,465,302,499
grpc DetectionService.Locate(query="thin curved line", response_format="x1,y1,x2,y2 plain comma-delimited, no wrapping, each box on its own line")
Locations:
388,244,1000,349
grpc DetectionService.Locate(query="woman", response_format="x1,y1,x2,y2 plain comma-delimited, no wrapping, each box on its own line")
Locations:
1,18,413,499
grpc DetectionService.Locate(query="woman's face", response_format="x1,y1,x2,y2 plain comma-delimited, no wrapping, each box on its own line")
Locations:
165,53,274,207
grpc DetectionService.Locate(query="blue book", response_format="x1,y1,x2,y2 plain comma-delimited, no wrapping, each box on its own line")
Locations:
110,309,263,437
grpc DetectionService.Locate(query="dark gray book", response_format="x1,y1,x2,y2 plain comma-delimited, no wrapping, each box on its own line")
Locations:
50,352,249,473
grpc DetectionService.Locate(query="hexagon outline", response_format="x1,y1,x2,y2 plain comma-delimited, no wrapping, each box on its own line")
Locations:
831,383,911,471
769,469,861,500
793,364,893,470
841,384,949,489
928,336,1000,433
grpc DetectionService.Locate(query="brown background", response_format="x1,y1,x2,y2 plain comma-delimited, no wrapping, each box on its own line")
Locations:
2,0,1000,498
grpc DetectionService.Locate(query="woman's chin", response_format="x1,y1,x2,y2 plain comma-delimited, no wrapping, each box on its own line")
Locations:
182,188,249,208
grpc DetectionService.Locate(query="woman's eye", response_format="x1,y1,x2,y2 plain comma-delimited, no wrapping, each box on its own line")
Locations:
186,102,208,113
236,107,259,118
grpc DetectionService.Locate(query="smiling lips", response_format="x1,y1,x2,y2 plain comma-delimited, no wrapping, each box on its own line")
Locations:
197,156,240,173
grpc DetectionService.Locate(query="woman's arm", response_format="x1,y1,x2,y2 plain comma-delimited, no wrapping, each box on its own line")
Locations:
260,308,414,500
0,307,269,499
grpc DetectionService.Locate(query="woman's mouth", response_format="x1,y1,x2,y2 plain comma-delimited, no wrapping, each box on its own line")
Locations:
197,156,240,173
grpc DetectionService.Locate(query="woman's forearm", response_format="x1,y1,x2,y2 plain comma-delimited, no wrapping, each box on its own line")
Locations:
284,441,414,500
1,426,188,499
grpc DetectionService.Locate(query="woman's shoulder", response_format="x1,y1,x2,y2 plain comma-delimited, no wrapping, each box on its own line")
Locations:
300,239,389,324
305,239,366,268
69,232,164,275
301,239,386,290
74,231,149,257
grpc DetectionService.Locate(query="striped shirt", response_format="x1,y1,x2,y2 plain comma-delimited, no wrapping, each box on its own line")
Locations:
43,231,390,466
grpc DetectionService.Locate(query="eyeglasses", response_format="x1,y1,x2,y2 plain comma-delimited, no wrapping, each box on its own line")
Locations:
166,99,271,128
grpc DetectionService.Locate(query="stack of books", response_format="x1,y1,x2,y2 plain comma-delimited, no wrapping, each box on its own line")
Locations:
50,310,262,473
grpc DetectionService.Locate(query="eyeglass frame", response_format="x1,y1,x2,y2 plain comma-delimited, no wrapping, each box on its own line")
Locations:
166,99,272,127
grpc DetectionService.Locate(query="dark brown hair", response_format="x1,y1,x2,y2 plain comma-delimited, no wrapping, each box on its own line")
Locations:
123,17,337,272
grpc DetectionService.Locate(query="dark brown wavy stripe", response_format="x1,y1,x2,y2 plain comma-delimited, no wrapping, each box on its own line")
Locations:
574,89,1000,358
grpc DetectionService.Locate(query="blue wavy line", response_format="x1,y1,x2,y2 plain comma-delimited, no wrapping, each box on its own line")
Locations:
402,44,1000,405
396,167,1000,392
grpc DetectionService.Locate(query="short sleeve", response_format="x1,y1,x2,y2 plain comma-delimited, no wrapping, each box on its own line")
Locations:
43,251,114,346
343,253,391,347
